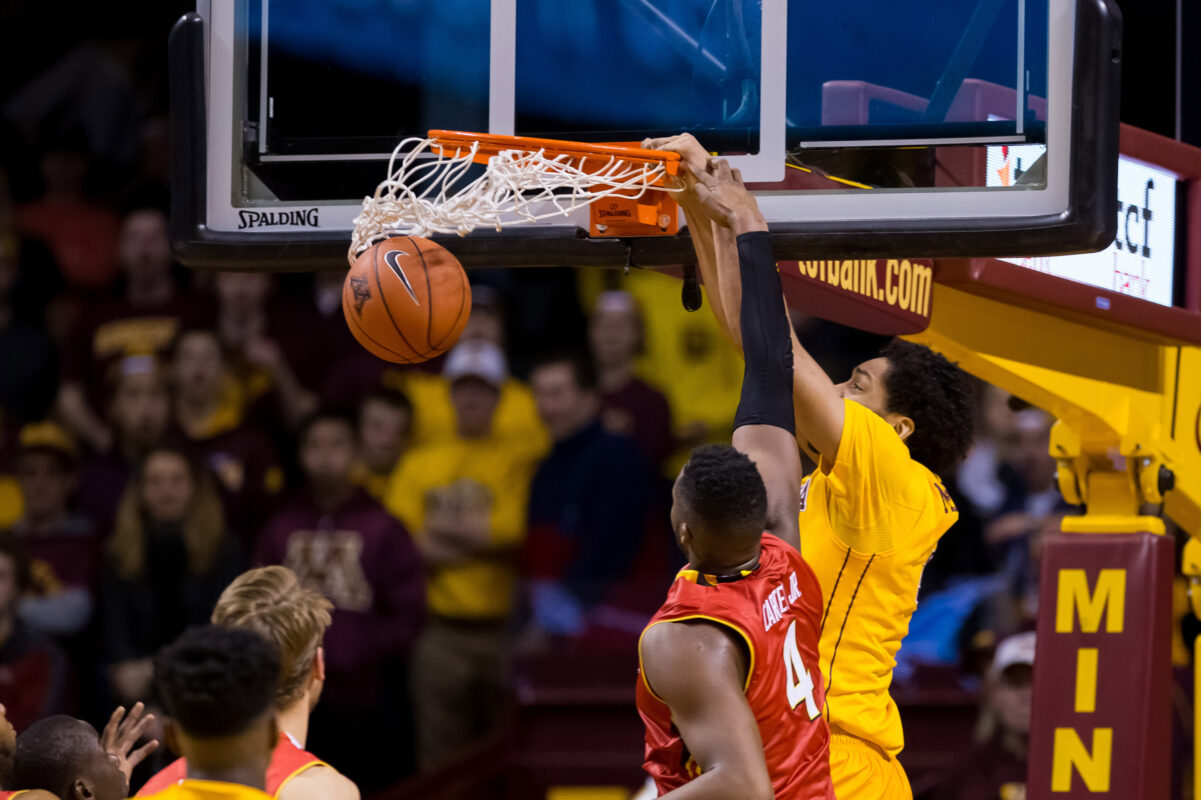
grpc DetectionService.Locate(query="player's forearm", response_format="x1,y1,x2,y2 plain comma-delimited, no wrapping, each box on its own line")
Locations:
710,221,744,352
680,201,737,346
733,231,794,437
731,229,803,547
788,325,845,462
658,765,774,800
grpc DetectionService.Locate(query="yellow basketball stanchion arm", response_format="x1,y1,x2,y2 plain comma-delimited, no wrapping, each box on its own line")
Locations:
911,281,1201,798
910,282,1200,538
1185,538,1201,800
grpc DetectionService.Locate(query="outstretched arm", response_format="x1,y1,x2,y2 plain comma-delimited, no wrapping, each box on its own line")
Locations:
646,135,845,466
644,135,739,347
640,621,774,800
682,158,802,550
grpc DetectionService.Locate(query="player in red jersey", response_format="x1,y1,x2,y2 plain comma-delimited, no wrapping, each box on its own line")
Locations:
137,567,358,800
635,158,833,800
0,701,154,800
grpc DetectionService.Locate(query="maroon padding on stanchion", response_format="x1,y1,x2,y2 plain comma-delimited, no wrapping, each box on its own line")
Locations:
1027,532,1173,800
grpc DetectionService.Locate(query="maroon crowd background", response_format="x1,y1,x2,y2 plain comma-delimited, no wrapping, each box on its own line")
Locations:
0,3,1195,799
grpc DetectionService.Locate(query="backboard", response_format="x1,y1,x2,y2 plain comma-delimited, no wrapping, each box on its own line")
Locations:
170,0,1122,270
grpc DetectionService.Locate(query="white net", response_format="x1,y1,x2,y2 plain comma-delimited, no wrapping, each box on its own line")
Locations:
348,136,676,264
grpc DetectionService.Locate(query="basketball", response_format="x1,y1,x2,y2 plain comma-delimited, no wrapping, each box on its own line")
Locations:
342,236,472,364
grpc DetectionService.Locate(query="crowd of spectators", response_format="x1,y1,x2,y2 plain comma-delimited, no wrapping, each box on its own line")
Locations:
1,6,1169,798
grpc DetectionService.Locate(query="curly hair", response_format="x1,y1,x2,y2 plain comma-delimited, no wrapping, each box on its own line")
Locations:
879,339,975,476
154,626,280,738
677,445,767,540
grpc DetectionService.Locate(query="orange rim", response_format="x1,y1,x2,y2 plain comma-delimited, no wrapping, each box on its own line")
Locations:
428,130,680,177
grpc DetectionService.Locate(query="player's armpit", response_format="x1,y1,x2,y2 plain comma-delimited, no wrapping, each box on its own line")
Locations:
279,764,361,800
640,622,774,800
733,424,802,552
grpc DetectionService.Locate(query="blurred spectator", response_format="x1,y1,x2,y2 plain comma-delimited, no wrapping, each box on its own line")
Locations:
581,268,741,475
986,408,1075,618
919,382,1006,596
213,271,318,431
357,286,549,462
523,352,650,642
0,227,57,431
0,531,68,732
13,423,99,640
931,632,1033,800
3,39,143,172
77,356,170,534
385,341,542,770
0,701,14,788
103,446,242,705
957,385,1021,520
587,291,673,472
169,328,284,543
354,388,414,500
13,139,121,291
56,207,205,453
304,270,359,390
0,474,20,531
255,410,424,791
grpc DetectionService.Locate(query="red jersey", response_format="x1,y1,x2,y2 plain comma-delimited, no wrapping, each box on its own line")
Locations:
136,732,327,797
636,533,833,800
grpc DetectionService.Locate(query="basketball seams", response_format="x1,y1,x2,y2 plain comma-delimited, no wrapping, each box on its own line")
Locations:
342,277,417,363
346,237,469,364
408,236,436,353
373,241,435,361
428,245,471,351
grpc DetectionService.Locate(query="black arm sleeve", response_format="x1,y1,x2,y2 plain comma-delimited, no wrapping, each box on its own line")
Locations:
733,231,795,435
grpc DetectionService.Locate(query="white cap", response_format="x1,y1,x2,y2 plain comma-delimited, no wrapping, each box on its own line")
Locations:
990,631,1036,677
1014,408,1051,432
443,340,507,388
118,354,159,377
595,290,637,314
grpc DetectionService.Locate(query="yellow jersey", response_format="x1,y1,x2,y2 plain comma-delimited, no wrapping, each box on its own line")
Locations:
138,778,274,800
387,371,549,462
0,474,22,529
385,433,542,619
799,399,958,757
579,267,744,475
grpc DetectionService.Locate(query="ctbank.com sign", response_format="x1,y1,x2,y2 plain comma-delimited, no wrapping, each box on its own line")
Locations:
987,146,1179,307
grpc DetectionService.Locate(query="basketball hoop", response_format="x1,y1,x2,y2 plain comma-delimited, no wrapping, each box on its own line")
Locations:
349,131,682,265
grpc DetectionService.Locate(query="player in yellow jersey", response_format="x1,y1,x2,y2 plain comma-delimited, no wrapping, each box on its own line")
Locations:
141,626,284,800
647,134,975,800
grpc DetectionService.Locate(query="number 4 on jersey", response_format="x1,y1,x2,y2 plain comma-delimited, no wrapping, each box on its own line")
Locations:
784,620,820,720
